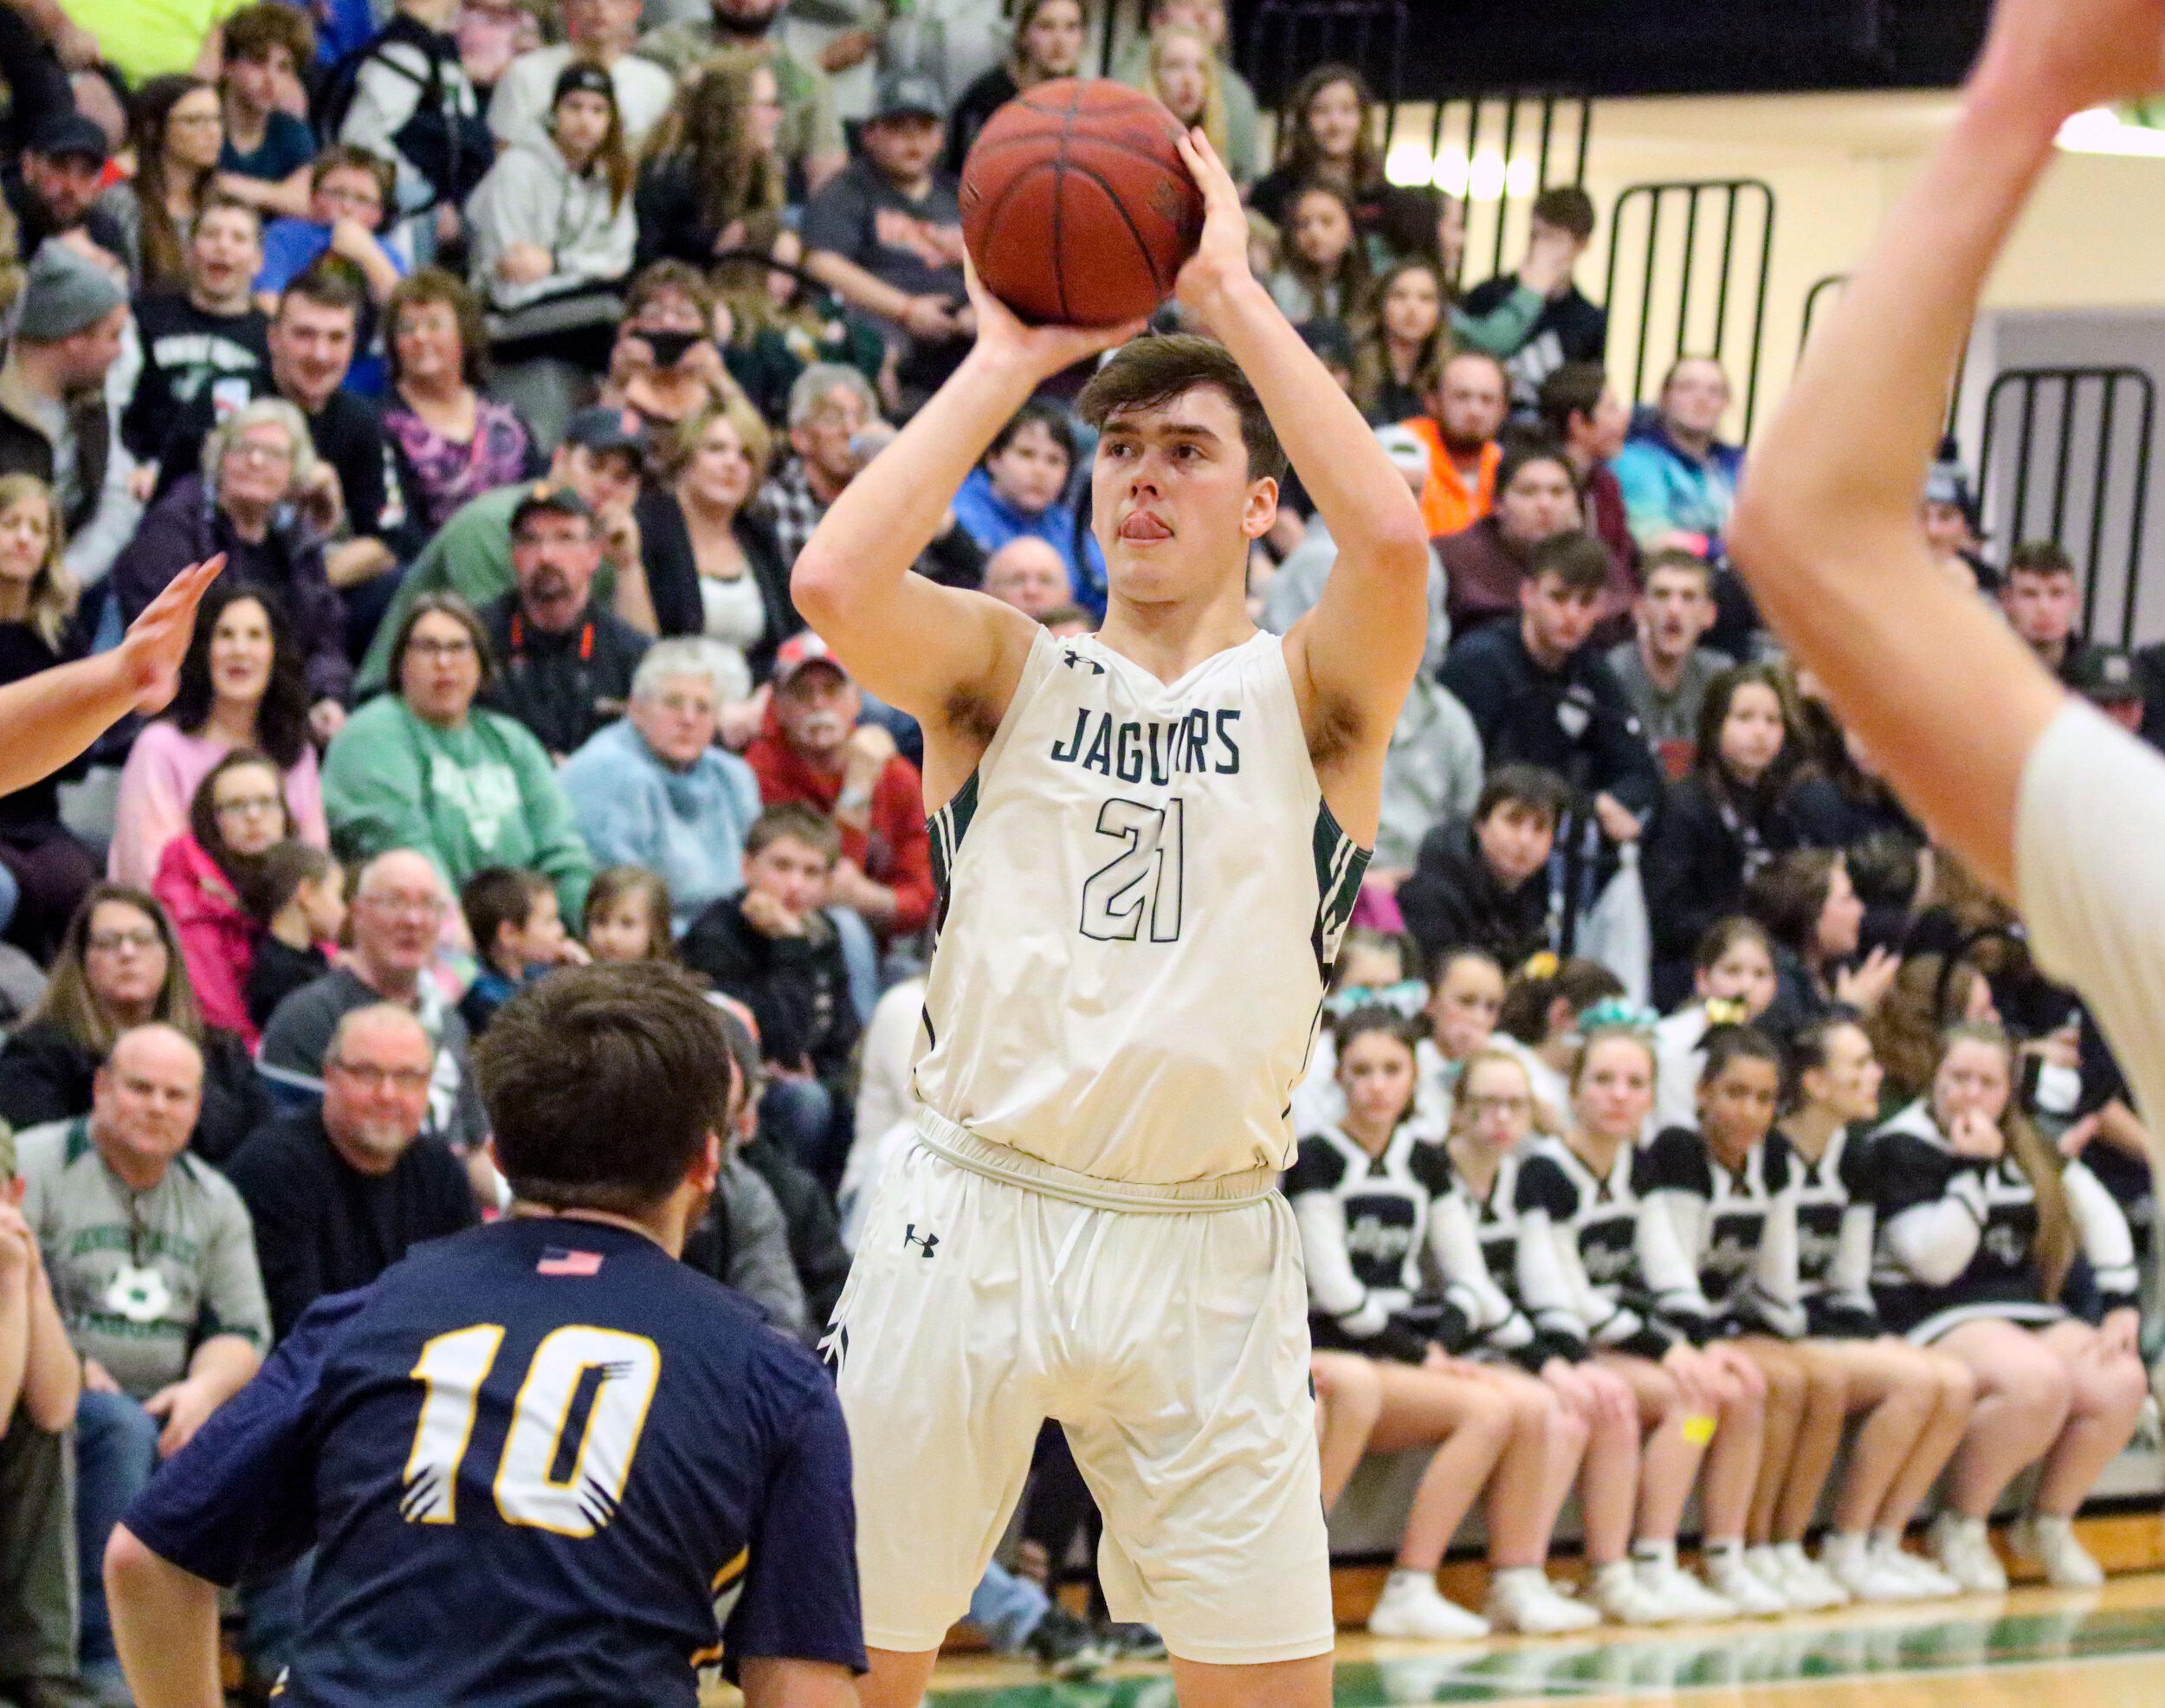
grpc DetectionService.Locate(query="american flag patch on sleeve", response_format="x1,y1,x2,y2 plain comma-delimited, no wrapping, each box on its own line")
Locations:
536,1247,604,1276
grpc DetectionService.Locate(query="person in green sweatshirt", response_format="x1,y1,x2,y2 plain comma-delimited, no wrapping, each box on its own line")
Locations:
322,577,593,928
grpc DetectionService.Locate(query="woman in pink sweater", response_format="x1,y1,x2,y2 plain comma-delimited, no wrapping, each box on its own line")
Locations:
109,582,328,889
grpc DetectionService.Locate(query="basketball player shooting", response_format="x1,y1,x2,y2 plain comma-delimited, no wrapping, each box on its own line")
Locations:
795,130,1430,1708
1730,3,2165,1204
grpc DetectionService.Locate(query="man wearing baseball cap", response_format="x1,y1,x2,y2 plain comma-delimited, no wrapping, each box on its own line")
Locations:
4,112,127,261
477,481,653,760
359,405,659,692
801,68,972,404
2071,644,2145,737
743,631,934,944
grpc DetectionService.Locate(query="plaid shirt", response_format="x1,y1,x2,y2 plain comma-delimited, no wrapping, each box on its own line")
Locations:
759,459,830,574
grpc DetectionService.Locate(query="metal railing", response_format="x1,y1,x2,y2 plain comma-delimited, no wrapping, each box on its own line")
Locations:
1601,178,1775,437
1978,367,2157,644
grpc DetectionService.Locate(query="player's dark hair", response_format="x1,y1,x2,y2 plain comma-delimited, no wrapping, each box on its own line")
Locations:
1530,185,1596,242
478,961,737,1214
2006,539,2076,579
461,866,548,961
1077,333,1289,484
987,398,1078,469
1475,762,1569,830
1527,529,1610,597
746,802,841,863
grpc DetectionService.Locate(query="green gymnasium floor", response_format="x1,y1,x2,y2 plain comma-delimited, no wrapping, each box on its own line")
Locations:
922,1574,2165,1707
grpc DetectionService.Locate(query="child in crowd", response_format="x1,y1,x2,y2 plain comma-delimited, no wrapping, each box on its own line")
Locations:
1516,1018,1767,1621
1650,915,1780,1133
583,864,675,964
679,805,861,1182
456,864,584,1034
1289,1009,1596,1639
1267,181,1370,327
951,401,1106,618
240,841,346,1032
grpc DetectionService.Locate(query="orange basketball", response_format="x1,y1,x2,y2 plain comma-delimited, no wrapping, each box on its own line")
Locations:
959,79,1205,327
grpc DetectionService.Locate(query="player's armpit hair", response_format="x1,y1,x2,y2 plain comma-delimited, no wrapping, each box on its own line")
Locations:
941,683,1005,748
1302,683,1367,770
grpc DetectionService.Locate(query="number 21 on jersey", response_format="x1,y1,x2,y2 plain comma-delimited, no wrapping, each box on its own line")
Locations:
402,1323,661,1538
1080,798,1186,941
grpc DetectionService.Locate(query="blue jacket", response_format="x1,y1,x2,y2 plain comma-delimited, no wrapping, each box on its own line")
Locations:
1610,420,1745,559
558,719,763,935
951,466,1107,617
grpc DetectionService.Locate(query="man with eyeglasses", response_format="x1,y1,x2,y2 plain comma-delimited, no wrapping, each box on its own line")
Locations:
14,1023,269,1696
229,1005,478,1346
258,850,491,1162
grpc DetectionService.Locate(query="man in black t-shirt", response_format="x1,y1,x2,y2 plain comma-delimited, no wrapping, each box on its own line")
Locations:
1461,186,1610,411
123,194,273,468
801,71,973,399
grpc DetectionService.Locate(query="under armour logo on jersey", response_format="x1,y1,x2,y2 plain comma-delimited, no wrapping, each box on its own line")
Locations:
1061,649,1106,675
902,1223,940,1258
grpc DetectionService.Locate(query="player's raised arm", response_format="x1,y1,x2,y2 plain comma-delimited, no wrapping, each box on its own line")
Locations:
1729,0,2165,896
1168,132,1431,831
790,275,1142,769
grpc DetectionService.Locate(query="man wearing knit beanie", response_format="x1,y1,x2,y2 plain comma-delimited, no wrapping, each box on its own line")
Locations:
0,241,128,547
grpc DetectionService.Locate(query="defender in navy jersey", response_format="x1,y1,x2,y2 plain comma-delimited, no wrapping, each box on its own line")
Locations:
106,966,863,1708
793,127,1431,1701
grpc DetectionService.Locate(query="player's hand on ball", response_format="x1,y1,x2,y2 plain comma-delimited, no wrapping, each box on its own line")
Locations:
1170,127,1256,319
961,251,1145,384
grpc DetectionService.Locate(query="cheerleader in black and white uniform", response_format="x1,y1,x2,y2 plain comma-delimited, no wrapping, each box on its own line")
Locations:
1640,1025,1972,1608
1288,1010,1598,1640
1438,1047,1654,1624
1867,1021,2148,1592
1514,1018,1769,1622
1775,1019,1974,1601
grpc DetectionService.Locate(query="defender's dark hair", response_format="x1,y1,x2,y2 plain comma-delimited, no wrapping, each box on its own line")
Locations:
1077,333,1288,484
479,961,738,1214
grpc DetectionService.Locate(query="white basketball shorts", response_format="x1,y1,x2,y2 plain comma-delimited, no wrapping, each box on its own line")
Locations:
828,1126,1334,1665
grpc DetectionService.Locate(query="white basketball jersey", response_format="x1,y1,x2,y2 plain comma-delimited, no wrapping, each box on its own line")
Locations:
912,628,1369,1186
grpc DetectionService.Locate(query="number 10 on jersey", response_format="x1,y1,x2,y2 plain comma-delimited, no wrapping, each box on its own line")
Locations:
402,1323,661,1538
1079,798,1186,942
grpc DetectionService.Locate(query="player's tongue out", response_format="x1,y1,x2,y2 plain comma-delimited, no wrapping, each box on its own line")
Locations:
1121,510,1173,541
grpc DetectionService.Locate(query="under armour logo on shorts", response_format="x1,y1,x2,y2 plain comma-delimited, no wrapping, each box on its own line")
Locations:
902,1224,940,1258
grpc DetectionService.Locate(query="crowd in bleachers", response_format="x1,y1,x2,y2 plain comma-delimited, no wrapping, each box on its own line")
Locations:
0,0,2156,1695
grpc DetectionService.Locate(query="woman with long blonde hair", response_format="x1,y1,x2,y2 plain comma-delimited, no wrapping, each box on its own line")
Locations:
1145,24,1230,167
1866,1021,2148,1591
0,475,95,961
